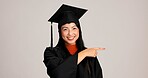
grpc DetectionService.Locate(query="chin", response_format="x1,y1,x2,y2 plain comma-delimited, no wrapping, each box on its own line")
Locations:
66,41,76,45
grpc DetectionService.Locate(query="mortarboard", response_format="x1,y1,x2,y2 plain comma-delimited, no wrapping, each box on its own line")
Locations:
48,4,87,48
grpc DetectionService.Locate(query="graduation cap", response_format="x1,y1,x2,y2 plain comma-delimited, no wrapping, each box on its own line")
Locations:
48,4,87,48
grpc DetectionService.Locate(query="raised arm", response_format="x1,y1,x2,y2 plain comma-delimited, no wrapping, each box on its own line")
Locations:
77,48,105,64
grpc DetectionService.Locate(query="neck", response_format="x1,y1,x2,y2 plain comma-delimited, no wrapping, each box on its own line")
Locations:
65,43,76,46
65,44,78,55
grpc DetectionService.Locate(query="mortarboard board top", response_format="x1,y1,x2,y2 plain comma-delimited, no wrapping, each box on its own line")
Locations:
48,4,88,23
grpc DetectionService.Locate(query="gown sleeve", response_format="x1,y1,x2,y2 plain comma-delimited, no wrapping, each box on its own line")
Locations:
87,57,103,78
43,47,78,78
94,57,103,78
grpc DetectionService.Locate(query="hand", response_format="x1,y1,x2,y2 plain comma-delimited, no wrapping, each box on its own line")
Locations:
82,48,105,57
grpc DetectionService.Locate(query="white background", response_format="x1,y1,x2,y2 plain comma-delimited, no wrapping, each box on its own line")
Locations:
0,0,148,78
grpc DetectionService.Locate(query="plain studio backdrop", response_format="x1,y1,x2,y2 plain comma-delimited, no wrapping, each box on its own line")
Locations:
0,0,148,78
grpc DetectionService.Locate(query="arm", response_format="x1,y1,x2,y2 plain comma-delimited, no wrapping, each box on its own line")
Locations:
77,48,105,64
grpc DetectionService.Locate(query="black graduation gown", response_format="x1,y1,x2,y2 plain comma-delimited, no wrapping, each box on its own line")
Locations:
43,46,103,78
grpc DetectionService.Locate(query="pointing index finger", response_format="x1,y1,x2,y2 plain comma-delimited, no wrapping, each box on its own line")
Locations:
95,48,106,50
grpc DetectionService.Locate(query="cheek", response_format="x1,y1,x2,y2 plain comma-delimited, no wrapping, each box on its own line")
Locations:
75,30,79,37
61,31,67,38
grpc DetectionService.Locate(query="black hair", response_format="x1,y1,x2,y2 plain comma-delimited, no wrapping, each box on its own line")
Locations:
56,21,86,52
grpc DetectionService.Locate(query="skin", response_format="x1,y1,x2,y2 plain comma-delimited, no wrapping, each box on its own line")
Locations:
61,22,79,45
61,22,105,64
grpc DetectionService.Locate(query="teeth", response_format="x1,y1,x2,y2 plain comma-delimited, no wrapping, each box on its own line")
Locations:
70,37,73,39
67,37,74,40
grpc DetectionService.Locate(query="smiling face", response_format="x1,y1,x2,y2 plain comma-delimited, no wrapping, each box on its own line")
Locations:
61,22,79,45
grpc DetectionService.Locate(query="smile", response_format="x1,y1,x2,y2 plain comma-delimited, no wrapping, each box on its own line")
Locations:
67,36,75,40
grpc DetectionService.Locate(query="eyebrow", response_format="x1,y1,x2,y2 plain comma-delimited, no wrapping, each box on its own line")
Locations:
72,25,77,28
61,27,68,29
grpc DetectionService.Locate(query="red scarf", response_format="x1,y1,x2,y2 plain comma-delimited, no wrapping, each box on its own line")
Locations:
66,44,78,55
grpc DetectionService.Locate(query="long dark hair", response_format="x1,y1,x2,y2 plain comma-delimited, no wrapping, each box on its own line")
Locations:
56,21,86,52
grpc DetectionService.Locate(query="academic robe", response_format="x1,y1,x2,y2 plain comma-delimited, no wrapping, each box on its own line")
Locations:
43,46,103,78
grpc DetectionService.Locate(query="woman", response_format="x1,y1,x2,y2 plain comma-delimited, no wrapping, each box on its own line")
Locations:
43,4,105,78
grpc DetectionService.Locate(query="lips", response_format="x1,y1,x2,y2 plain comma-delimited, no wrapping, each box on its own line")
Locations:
67,36,75,40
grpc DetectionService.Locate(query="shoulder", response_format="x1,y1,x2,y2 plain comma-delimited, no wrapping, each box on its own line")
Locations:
45,46,61,51
44,46,64,55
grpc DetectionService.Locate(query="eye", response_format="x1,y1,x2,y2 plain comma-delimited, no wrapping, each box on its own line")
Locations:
73,27,78,30
62,28,68,31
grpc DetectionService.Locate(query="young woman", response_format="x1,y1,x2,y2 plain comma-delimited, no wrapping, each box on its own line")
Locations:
43,4,105,78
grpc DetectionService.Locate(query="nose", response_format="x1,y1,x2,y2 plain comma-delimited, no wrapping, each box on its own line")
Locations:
68,29,73,36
